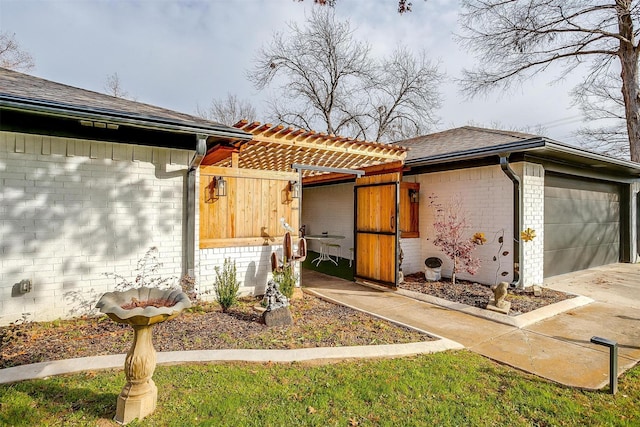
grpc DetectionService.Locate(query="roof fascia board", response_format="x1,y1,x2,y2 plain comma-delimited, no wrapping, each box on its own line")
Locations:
405,137,546,166
538,140,640,172
523,153,640,182
0,95,252,141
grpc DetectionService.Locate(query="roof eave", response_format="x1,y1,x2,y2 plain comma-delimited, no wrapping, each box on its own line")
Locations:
405,136,640,175
0,94,252,141
539,140,640,172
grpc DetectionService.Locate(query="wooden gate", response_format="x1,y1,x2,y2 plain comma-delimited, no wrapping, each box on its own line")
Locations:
354,173,400,287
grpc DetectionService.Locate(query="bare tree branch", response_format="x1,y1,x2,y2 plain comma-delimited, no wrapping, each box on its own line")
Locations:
104,72,136,100
0,31,35,72
370,48,443,141
248,8,442,142
295,0,418,14
458,0,640,161
196,93,257,126
573,66,630,159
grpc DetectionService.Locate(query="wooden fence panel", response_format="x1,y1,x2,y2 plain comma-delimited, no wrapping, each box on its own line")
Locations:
199,168,299,248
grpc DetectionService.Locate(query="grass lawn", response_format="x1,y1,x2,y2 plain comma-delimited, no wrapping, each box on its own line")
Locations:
2,351,638,426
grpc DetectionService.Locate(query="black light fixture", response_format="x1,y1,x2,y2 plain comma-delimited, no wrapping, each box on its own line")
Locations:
205,176,227,203
215,176,227,197
289,180,300,199
409,188,419,204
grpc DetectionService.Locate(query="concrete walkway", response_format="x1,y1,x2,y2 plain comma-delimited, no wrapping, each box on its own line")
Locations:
303,265,640,390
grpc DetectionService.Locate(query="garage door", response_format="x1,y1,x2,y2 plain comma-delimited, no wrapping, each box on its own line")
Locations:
544,174,620,277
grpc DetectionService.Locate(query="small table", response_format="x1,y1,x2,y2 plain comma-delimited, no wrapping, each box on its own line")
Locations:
305,234,345,266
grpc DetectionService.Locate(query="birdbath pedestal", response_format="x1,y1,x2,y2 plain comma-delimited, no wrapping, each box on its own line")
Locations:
96,287,191,425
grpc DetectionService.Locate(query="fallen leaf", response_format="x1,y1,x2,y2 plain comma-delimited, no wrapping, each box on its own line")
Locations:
307,406,316,414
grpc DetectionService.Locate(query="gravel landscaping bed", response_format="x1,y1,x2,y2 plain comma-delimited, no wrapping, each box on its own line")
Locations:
399,272,575,315
0,294,434,369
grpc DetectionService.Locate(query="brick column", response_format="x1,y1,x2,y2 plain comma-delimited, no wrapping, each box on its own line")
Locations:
513,162,545,286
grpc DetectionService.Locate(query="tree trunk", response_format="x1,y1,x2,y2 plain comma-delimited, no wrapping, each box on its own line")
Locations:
617,1,640,162
452,256,457,285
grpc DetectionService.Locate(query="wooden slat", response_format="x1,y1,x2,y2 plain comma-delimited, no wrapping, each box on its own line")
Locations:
199,173,300,248
200,236,298,249
200,165,297,180
354,172,399,287
400,182,420,238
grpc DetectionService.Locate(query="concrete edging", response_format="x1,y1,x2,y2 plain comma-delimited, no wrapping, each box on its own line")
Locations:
394,287,594,328
0,340,462,385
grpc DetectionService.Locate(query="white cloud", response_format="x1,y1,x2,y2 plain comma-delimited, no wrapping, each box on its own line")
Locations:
2,0,586,144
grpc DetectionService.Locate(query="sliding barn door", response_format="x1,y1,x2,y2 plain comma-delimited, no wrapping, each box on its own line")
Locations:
354,173,400,287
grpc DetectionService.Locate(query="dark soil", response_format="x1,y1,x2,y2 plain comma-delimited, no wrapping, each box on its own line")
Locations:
120,298,176,309
399,273,575,316
0,294,434,369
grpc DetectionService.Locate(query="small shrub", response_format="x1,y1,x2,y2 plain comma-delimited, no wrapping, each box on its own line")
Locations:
214,258,240,312
273,264,297,299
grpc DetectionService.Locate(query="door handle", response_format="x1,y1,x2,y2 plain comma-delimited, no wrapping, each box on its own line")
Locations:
390,215,395,231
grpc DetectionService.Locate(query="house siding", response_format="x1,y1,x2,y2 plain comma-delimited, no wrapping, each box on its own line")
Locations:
405,165,515,285
0,131,190,325
403,162,547,287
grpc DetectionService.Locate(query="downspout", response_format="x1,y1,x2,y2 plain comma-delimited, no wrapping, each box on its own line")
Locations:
499,155,523,290
185,135,208,277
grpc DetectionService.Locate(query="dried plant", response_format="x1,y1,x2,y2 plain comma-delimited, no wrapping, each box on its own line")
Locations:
104,247,177,291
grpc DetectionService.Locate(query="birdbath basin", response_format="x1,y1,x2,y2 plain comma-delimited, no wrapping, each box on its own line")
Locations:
96,287,191,424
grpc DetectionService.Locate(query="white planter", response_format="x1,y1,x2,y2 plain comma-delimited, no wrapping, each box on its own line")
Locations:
424,266,442,282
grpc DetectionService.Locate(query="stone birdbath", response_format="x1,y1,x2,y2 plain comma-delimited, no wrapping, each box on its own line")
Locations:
96,287,191,424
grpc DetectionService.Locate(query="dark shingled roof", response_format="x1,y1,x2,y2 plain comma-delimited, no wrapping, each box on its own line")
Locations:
394,125,640,176
0,67,249,138
396,126,540,162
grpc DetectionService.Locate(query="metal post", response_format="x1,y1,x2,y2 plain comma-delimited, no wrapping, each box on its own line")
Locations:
590,336,618,394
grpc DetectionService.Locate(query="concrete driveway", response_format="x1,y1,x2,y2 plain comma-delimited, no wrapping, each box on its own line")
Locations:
303,263,640,390
544,263,640,309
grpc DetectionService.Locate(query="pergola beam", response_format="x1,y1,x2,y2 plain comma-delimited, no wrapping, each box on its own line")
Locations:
291,163,365,177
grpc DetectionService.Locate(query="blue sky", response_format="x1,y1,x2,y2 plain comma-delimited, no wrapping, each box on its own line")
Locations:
1,0,585,144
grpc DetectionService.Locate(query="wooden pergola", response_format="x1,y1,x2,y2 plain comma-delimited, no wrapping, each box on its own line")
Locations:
201,120,407,183
199,121,409,251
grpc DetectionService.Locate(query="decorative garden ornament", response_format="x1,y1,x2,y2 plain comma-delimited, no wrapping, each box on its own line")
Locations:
96,287,191,424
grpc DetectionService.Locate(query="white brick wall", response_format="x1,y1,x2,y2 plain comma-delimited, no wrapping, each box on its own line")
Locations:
196,245,300,298
407,165,515,285
403,162,546,287
0,131,192,325
399,236,421,277
513,162,545,286
301,183,354,257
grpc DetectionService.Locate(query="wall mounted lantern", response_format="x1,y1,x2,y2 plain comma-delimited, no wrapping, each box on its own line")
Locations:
289,180,300,199
205,176,227,203
215,176,227,197
409,188,419,204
